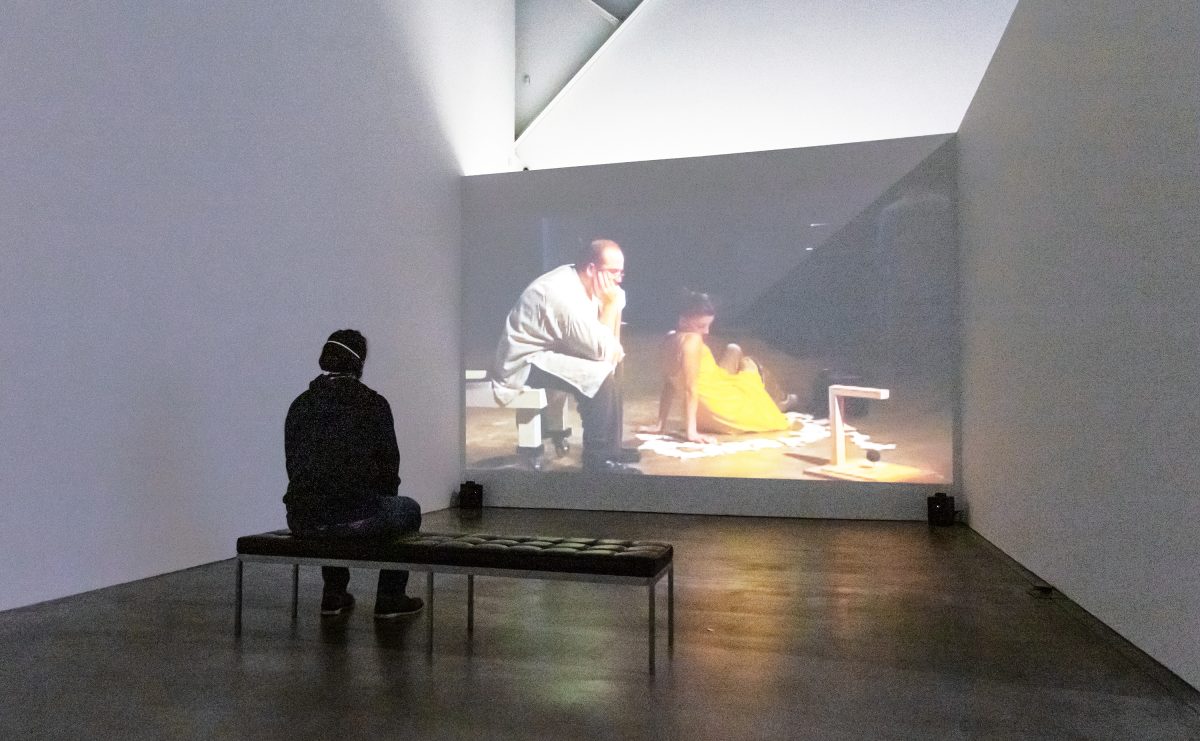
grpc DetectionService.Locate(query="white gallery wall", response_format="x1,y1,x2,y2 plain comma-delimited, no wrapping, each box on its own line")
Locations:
958,1,1200,688
0,2,514,612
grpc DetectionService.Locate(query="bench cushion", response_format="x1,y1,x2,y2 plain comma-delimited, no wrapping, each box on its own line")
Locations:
237,530,672,579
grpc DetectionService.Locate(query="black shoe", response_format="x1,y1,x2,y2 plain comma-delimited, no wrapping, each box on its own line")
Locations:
583,459,644,474
320,592,355,616
608,448,642,463
374,595,424,619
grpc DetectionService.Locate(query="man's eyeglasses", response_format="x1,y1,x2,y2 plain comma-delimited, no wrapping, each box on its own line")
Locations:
598,268,624,279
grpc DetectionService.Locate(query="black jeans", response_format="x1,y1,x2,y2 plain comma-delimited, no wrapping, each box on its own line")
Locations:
288,495,422,598
526,365,622,466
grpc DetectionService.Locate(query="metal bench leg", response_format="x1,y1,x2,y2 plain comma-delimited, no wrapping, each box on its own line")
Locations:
668,564,674,650
290,564,299,619
467,574,475,636
234,559,243,636
648,581,656,674
426,572,435,657
234,558,243,633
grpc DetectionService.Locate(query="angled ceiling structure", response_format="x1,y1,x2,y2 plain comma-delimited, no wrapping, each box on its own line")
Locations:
514,0,1018,170
516,0,626,136
516,1,645,137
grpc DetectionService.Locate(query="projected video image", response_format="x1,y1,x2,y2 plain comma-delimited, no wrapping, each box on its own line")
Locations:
463,136,956,482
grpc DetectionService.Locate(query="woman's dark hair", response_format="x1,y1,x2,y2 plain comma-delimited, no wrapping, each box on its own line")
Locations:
318,329,367,376
678,289,716,318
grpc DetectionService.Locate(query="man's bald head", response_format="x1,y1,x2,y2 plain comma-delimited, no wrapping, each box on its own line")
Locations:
575,238,624,301
576,239,621,270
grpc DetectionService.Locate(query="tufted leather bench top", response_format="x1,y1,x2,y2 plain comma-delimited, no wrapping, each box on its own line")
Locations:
237,530,673,579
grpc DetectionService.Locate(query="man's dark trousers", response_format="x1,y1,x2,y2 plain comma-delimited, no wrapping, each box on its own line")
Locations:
526,365,621,467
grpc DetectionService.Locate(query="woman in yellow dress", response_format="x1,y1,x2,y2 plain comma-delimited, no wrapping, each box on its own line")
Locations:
641,291,795,444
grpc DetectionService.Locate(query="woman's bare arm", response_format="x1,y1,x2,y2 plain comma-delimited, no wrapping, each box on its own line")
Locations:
638,335,678,434
638,381,675,435
680,333,717,444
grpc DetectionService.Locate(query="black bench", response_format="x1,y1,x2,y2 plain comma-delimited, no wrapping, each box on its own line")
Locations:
235,530,675,672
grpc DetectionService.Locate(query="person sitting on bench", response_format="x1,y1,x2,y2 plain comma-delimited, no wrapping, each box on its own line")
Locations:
282,329,424,619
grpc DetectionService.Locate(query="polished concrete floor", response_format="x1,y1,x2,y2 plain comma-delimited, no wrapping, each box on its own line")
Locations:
2,508,1198,740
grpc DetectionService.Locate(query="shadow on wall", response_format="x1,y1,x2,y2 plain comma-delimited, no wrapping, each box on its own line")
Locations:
736,140,958,387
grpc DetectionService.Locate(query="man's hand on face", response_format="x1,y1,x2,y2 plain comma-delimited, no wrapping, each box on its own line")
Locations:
595,270,625,307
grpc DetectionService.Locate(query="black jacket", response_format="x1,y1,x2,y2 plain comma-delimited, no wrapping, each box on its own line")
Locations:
283,374,400,528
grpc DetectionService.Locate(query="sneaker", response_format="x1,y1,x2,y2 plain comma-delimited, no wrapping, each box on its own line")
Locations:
320,591,355,616
374,595,424,619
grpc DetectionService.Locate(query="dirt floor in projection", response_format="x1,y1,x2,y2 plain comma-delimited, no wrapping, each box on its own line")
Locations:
464,329,952,482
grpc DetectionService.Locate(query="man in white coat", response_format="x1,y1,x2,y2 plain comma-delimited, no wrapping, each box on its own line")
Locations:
491,239,638,472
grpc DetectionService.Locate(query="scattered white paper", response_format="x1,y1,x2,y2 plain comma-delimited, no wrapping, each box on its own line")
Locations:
635,415,897,459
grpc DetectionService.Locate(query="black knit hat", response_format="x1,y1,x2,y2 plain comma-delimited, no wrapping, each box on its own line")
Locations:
319,329,367,375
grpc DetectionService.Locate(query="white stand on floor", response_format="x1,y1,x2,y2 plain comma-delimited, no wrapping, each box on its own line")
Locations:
827,384,890,466
806,383,940,483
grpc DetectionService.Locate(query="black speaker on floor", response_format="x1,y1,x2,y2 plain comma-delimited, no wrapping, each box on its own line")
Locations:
927,492,955,526
459,480,483,514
